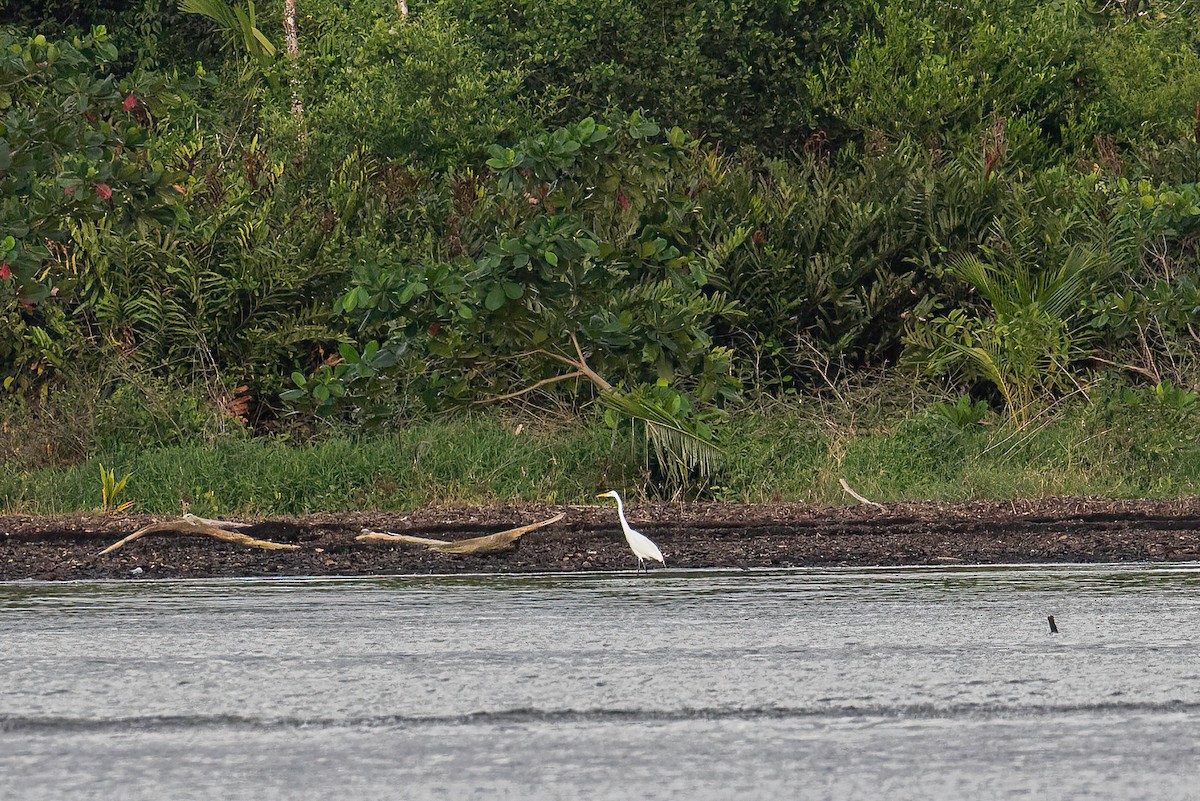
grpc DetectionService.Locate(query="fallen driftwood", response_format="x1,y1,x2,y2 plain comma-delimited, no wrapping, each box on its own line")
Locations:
98,518,299,556
356,513,566,555
356,532,451,546
839,478,884,509
181,513,254,529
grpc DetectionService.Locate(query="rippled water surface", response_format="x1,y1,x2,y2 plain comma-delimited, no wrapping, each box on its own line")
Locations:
2,564,1199,800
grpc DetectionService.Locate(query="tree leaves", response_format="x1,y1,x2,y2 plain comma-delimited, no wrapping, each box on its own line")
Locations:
1,27,187,384
484,284,507,311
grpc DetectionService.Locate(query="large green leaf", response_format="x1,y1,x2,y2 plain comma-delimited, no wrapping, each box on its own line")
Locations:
177,0,275,61
599,389,724,486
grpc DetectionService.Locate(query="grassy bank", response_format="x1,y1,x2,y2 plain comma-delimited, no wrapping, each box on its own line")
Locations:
5,387,1200,516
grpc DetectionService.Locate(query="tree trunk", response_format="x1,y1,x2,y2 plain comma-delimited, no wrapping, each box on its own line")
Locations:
283,0,305,132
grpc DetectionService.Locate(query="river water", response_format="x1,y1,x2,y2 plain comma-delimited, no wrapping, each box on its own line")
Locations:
1,564,1198,800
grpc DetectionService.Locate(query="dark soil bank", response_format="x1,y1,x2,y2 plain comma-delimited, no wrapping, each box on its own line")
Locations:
5,498,1200,581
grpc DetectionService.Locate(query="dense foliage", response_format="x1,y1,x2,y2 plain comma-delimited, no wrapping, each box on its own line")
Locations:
4,0,1200,491
0,25,186,384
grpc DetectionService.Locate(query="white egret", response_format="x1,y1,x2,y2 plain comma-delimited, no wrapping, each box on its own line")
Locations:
596,490,665,573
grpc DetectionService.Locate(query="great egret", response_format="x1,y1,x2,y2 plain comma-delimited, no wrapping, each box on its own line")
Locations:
596,490,665,573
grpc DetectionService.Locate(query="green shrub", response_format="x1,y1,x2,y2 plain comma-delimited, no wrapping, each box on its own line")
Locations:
320,114,741,406
697,142,1001,387
1080,9,1200,148
1,25,187,388
302,10,530,168
435,0,867,152
809,0,1200,164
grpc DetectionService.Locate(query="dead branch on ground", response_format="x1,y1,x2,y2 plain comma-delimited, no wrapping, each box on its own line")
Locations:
356,531,451,546
357,513,565,555
182,513,254,529
98,519,299,556
839,478,883,509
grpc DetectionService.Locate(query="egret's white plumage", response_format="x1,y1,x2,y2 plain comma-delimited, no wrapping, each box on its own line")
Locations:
597,490,665,572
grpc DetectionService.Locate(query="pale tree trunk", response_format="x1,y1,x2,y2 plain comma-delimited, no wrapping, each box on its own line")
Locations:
283,0,305,134
398,0,409,17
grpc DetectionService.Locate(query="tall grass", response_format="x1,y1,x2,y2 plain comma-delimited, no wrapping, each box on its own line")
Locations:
5,388,1200,515
0,417,639,516
718,389,1200,504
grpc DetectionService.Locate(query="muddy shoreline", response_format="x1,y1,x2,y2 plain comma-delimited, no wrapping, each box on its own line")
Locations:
4,498,1200,581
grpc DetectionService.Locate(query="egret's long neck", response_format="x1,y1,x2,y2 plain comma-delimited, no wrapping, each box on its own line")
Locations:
613,495,632,533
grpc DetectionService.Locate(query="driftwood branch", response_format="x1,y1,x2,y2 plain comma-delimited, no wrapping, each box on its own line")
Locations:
839,478,883,509
356,531,451,546
356,513,565,555
431,513,565,553
99,520,299,556
182,513,254,529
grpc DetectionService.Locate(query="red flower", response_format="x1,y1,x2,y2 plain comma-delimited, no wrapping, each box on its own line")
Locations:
616,189,630,211
96,183,113,200
123,94,137,112
64,186,74,196
0,261,10,280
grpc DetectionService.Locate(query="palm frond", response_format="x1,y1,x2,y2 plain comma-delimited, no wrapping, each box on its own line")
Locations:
177,0,275,61
177,0,239,33
1038,246,1104,320
945,252,1014,313
599,389,723,486
947,244,1106,322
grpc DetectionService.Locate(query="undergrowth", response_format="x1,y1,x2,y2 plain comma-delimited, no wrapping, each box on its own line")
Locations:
5,380,1200,515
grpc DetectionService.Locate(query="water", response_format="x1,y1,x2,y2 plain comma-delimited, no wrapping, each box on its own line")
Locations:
2,564,1198,800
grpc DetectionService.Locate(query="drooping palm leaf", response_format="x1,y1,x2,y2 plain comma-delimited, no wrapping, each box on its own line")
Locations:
177,0,275,62
937,243,1107,425
599,389,724,486
177,0,238,33
1037,246,1104,320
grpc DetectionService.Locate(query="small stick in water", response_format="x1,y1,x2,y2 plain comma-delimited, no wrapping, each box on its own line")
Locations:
1047,615,1058,634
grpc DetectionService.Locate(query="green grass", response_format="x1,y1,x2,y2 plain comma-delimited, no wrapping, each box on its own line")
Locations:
5,394,1200,516
715,394,1200,503
0,417,640,516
